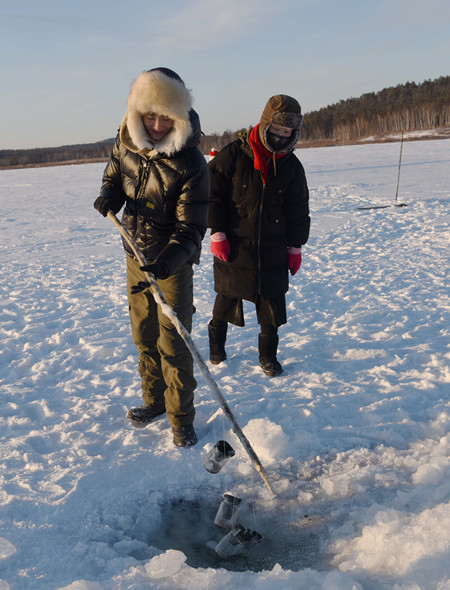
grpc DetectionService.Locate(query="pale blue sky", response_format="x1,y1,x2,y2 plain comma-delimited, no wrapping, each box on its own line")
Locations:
1,0,449,149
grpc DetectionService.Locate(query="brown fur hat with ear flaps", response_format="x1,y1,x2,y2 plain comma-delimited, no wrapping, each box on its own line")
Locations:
120,68,193,155
259,94,303,153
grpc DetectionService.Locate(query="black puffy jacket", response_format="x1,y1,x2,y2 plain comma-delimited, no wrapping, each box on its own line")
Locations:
100,111,209,275
208,129,310,301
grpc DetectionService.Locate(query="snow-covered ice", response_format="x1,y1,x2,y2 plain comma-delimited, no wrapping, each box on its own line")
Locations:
0,139,449,589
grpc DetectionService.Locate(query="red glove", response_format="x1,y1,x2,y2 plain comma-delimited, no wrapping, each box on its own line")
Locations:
288,247,302,276
211,232,230,262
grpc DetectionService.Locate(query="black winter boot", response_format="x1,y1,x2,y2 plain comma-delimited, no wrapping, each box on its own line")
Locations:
258,334,283,377
172,425,198,447
208,320,227,365
126,402,166,428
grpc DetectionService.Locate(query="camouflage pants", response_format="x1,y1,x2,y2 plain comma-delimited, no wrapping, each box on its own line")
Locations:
127,256,196,428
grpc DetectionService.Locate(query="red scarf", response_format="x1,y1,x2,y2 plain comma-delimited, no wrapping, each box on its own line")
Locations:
249,124,286,184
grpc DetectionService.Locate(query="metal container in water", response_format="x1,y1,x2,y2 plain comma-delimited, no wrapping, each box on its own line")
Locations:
214,524,248,558
213,493,242,530
215,524,263,558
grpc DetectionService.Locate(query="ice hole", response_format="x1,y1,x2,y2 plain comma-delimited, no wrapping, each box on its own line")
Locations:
143,498,327,572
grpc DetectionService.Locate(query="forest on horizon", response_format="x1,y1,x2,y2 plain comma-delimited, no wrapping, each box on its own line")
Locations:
1,76,449,168
202,75,450,152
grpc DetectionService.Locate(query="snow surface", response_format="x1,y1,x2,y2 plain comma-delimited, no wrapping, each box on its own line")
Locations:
359,129,450,142
0,139,449,590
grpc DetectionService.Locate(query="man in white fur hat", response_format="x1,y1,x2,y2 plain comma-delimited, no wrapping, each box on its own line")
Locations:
94,68,209,447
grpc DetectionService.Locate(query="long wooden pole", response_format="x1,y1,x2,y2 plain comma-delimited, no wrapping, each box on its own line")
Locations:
107,211,276,495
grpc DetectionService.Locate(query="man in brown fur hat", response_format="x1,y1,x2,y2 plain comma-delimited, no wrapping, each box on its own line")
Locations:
94,68,209,447
207,95,310,377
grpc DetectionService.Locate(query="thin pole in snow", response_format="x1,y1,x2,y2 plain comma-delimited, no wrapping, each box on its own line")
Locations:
357,130,407,210
107,211,276,496
395,131,404,204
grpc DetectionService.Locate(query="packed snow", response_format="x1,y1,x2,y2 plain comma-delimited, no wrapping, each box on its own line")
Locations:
0,139,449,590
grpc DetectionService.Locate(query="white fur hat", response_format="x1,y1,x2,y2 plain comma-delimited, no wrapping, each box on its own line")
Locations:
122,68,193,155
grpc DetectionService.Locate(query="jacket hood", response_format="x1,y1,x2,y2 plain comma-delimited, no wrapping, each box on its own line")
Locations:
259,94,303,153
120,69,194,156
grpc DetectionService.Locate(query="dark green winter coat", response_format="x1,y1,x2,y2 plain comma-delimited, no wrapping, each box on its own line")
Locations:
100,110,209,276
208,129,310,301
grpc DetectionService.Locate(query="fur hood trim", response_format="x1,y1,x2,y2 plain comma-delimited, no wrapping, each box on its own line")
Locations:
121,70,193,156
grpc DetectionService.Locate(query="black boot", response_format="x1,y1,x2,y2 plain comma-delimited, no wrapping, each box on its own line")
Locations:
258,334,283,377
172,425,198,447
208,320,227,364
126,402,166,428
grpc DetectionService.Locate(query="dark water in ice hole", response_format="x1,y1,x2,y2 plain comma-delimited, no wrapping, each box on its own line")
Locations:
144,498,329,572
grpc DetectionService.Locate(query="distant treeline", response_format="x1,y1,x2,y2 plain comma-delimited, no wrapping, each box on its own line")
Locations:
201,76,450,150
300,76,450,142
1,76,449,168
200,130,244,155
0,140,114,169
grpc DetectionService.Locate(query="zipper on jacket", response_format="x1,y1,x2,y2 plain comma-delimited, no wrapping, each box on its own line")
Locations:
257,175,266,295
138,160,150,202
